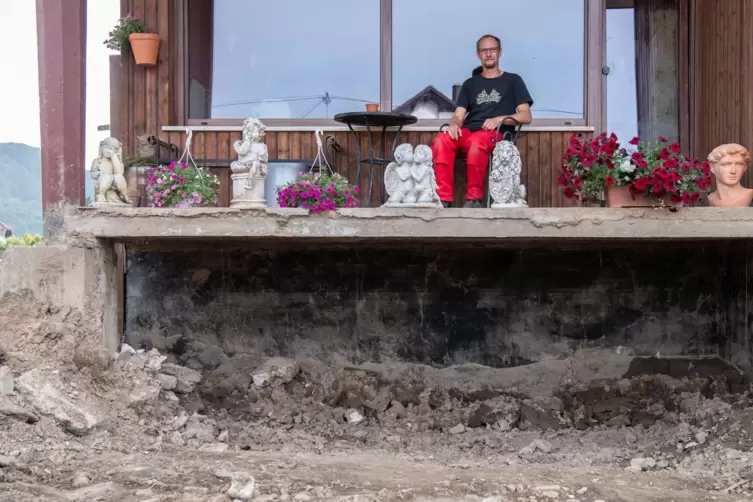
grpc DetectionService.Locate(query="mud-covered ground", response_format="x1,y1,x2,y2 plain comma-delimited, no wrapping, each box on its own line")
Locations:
2,292,753,502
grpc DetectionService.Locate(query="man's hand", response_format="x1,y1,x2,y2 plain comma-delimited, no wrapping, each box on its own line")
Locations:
446,123,462,140
482,116,506,131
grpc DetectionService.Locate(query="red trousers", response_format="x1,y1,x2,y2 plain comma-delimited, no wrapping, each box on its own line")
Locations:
430,128,500,201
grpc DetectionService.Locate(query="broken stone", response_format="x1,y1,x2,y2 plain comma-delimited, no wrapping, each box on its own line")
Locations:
541,491,559,499
183,415,216,443
576,487,588,495
72,473,91,488
695,431,708,444
217,430,229,442
128,385,160,408
199,442,229,453
226,472,256,500
143,349,166,373
168,431,185,447
519,439,553,455
345,408,364,425
160,363,202,393
0,455,12,468
657,460,669,469
627,457,646,473
15,369,98,435
449,424,465,435
162,391,179,402
156,373,178,391
534,485,561,492
0,398,39,423
252,357,299,388
644,457,656,469
0,366,13,395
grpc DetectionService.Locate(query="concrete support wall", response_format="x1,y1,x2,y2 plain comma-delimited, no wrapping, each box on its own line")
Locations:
123,243,736,371
0,244,122,353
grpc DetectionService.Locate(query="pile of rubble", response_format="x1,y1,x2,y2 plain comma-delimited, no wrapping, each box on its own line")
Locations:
3,330,753,500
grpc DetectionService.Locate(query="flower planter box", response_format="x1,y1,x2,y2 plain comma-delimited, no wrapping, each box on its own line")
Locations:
605,185,682,208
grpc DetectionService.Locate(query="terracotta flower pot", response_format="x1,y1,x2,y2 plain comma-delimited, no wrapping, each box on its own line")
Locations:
365,103,379,112
605,185,682,208
128,33,161,66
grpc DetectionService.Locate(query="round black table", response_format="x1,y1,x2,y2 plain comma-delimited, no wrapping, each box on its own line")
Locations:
334,112,418,204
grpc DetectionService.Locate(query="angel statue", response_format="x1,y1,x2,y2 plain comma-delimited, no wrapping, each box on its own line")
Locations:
410,145,442,205
230,118,269,208
489,140,527,208
90,137,130,206
382,143,442,208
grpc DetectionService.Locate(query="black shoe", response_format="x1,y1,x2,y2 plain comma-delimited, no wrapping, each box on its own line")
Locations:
441,201,453,208
463,199,483,208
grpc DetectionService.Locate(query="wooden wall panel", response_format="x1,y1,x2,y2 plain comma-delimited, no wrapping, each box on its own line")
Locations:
147,131,579,208
697,0,753,188
119,0,172,156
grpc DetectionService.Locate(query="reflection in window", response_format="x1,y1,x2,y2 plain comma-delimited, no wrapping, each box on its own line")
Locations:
391,0,585,120
606,7,638,143
188,0,380,120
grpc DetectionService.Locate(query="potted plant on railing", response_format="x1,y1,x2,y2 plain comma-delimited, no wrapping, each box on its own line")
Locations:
559,133,713,207
276,171,360,212
104,13,161,66
145,161,219,208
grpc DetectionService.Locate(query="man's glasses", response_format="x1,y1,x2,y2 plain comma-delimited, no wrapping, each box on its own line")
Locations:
478,47,500,55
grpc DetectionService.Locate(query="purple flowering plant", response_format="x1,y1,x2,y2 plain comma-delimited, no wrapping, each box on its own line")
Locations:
103,12,146,52
276,171,360,212
146,161,219,208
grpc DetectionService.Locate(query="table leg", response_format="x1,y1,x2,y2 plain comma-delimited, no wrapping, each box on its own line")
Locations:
391,126,406,156
346,123,362,195
365,119,376,204
379,126,387,203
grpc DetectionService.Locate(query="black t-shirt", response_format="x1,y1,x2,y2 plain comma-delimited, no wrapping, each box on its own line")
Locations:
455,72,534,134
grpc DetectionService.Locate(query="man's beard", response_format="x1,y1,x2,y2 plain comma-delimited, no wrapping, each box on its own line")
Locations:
483,60,497,68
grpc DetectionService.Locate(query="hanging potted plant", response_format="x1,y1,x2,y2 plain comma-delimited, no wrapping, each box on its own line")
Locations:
276,171,360,212
145,161,220,208
104,13,161,66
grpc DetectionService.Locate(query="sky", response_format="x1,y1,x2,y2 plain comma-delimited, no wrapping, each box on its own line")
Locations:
0,0,119,168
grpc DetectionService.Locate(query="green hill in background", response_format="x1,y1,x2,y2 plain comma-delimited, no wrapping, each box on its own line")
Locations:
0,143,94,236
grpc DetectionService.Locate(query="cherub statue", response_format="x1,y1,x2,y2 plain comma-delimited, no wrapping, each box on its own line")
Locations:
90,137,129,205
230,118,269,208
383,144,415,204
410,145,441,205
489,140,527,207
383,143,442,207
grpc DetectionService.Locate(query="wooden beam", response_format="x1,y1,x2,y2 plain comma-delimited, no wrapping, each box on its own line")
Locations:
36,0,87,236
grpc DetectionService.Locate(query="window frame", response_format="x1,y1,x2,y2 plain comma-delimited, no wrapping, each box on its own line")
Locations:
176,0,605,130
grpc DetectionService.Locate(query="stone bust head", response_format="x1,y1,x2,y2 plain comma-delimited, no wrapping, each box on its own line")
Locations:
707,143,753,207
242,118,266,143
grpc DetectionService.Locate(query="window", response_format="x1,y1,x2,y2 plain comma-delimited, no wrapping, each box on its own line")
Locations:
392,0,585,120
188,0,380,120
184,0,596,125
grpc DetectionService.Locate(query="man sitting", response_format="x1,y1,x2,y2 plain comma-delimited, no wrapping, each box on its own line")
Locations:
431,34,533,208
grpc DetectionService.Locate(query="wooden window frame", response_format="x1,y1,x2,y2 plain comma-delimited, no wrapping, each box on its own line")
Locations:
176,0,606,130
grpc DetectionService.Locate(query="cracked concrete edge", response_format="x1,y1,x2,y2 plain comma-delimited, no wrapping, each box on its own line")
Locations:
64,206,753,242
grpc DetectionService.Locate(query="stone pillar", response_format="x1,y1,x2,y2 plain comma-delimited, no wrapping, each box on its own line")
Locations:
36,0,87,238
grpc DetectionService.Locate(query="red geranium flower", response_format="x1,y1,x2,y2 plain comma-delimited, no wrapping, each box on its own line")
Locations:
629,136,640,146
605,175,615,185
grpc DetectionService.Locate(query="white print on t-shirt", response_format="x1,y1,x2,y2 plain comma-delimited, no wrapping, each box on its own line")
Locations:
476,89,502,105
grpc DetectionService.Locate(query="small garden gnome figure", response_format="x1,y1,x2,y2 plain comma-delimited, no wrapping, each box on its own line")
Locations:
707,143,753,207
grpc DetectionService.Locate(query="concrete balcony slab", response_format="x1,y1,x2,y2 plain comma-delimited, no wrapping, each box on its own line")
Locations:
67,206,753,244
